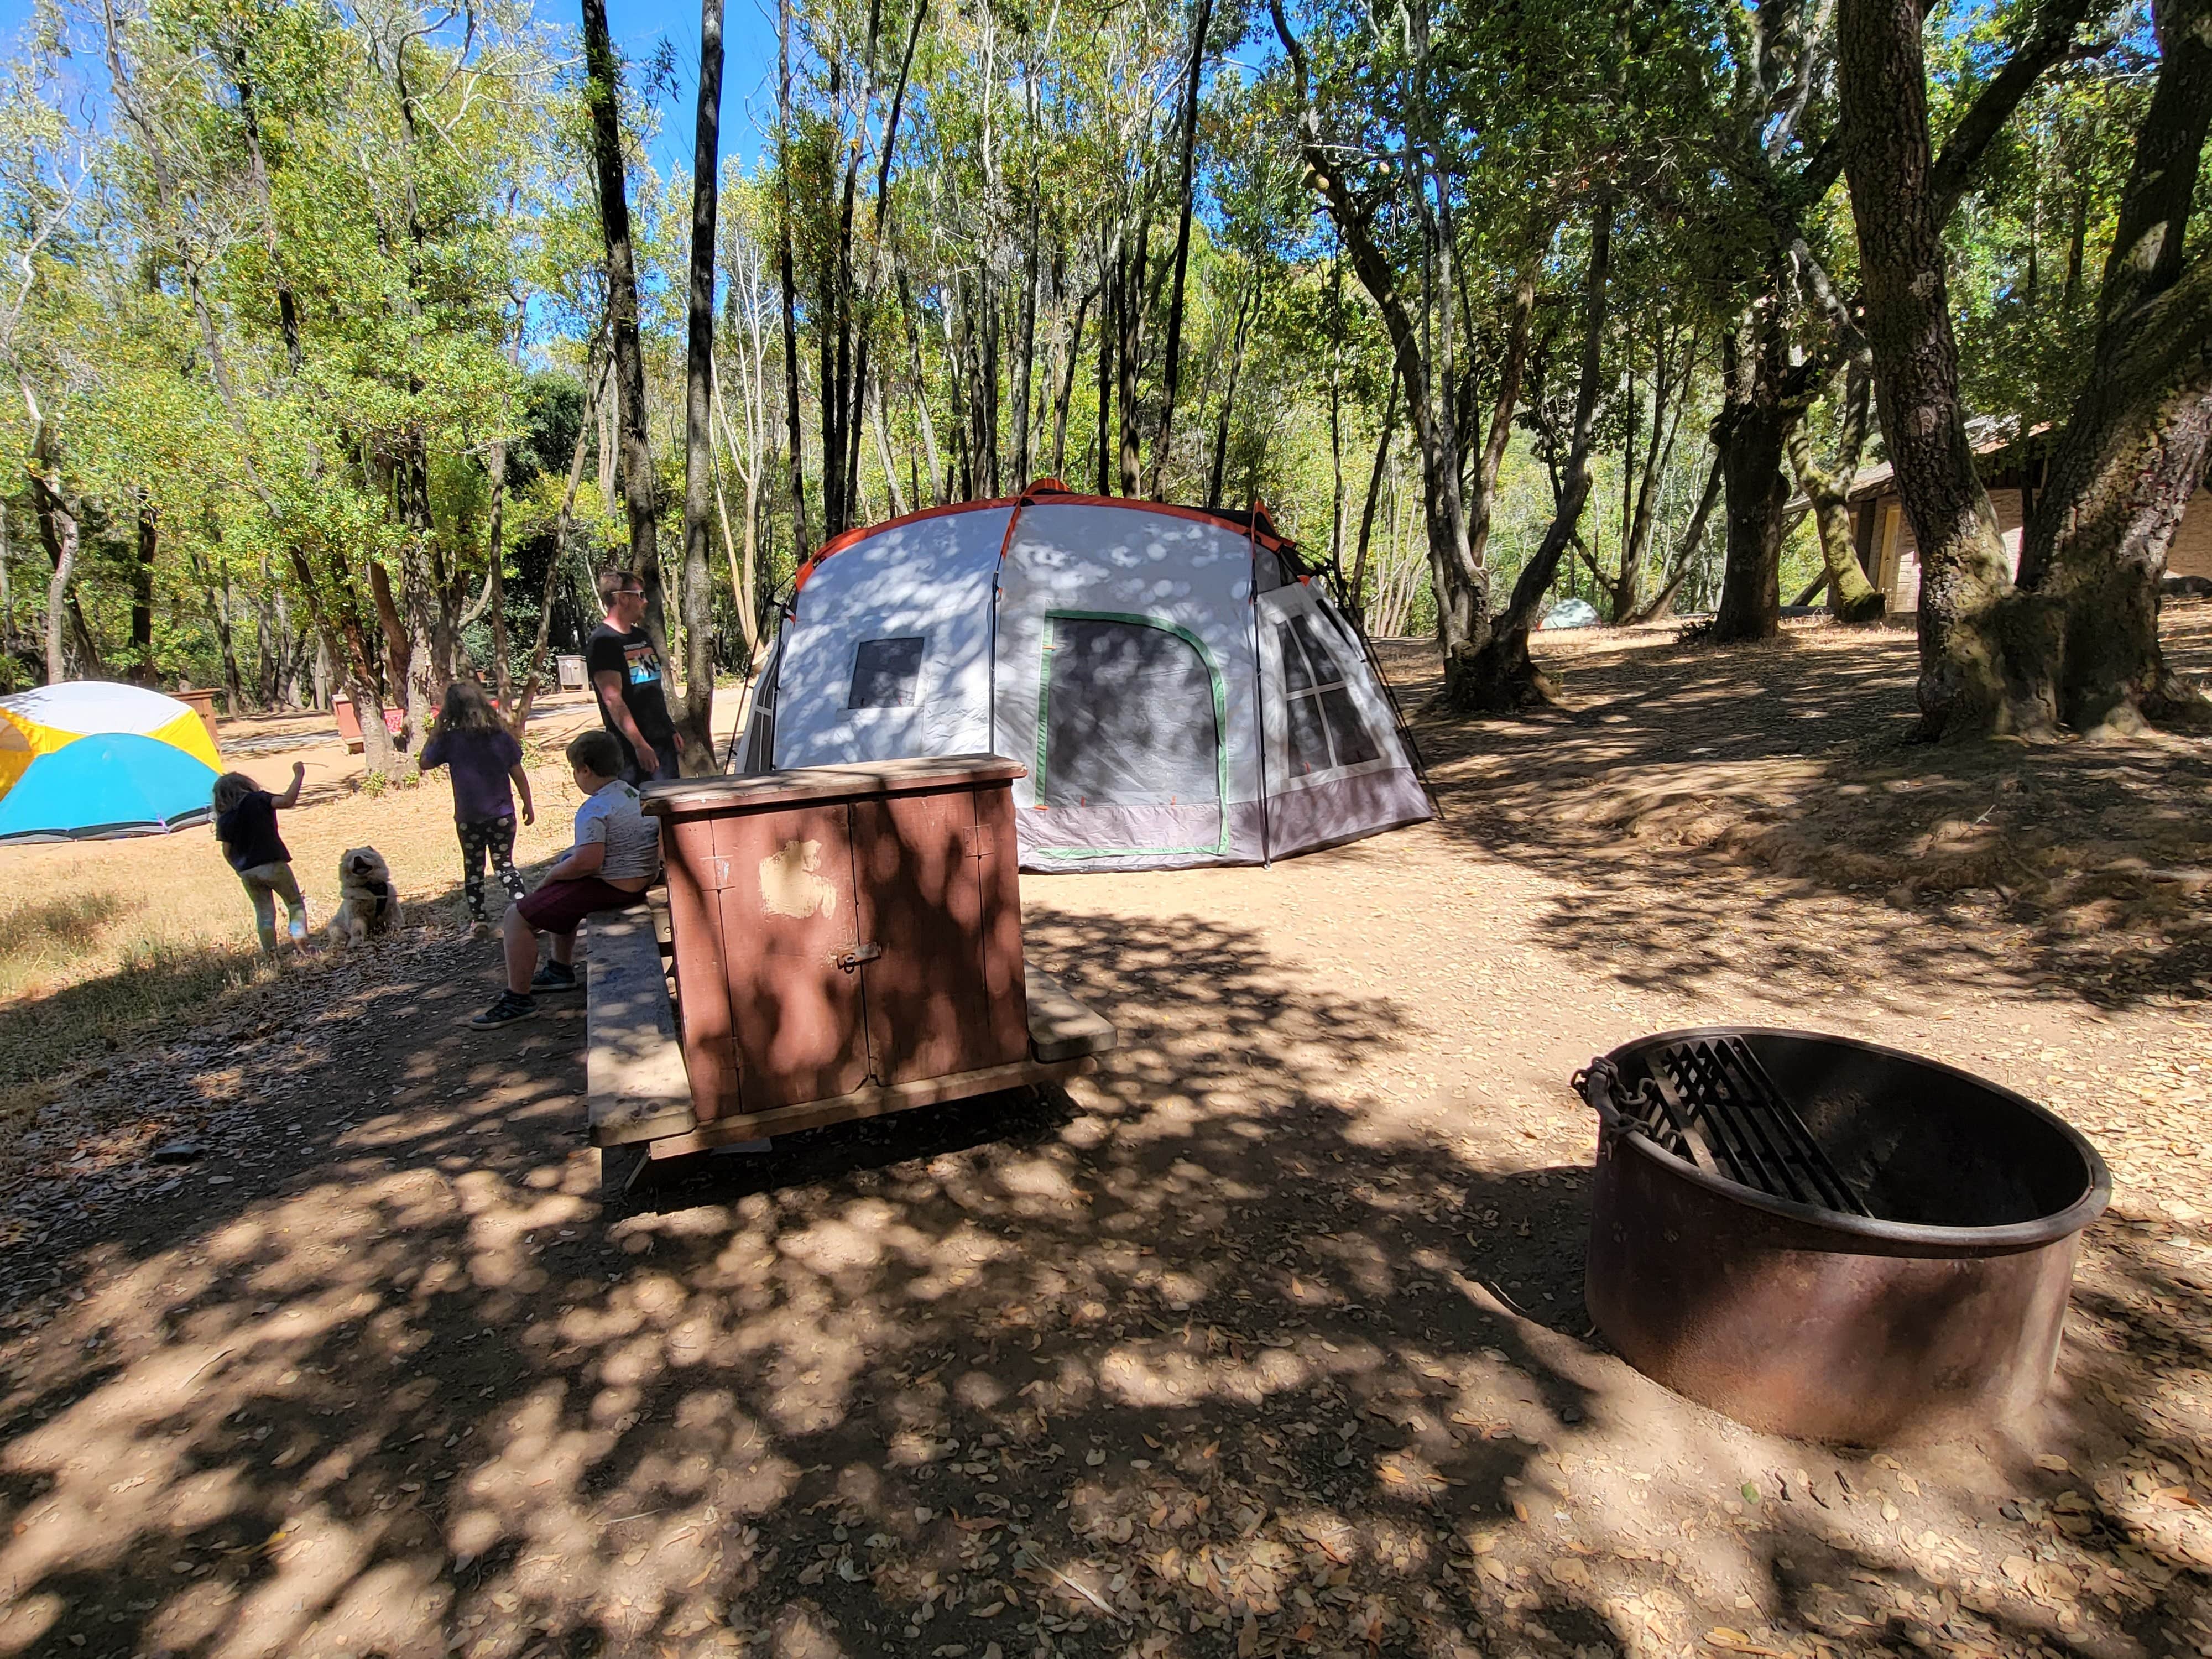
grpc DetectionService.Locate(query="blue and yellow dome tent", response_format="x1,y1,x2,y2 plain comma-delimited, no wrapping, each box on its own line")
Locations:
0,683,223,843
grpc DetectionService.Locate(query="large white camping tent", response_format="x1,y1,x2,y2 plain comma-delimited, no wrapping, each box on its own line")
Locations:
733,483,1433,872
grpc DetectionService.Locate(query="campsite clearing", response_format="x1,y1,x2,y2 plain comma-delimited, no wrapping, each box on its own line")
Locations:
1,608,2209,1659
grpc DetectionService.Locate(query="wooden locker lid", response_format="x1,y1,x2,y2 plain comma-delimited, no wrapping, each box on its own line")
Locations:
643,753,1027,817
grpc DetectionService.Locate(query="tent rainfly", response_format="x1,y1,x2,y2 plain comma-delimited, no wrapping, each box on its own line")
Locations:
0,682,223,843
733,484,1434,872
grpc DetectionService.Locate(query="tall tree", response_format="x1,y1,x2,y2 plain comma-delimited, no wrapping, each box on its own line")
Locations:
581,0,671,670
1460,194,1615,705
2017,0,2212,728
778,0,812,564
676,0,726,774
1151,0,1213,494
1837,0,2192,737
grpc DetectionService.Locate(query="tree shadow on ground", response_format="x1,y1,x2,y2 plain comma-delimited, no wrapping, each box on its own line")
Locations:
1,909,1649,1659
1379,601,2212,1017
7,645,2212,1655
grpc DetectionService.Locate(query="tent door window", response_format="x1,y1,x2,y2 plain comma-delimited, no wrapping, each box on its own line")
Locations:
1034,612,1229,857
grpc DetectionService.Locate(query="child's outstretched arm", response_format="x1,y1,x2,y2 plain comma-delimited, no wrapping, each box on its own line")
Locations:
510,764,535,826
274,760,306,809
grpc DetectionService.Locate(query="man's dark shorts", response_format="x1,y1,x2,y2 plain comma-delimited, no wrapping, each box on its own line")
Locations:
624,749,682,789
515,876,641,938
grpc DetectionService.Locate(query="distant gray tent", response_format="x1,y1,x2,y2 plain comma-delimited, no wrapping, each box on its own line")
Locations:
733,483,1434,872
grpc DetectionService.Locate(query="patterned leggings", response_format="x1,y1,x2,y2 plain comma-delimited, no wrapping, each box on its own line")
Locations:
457,815,525,921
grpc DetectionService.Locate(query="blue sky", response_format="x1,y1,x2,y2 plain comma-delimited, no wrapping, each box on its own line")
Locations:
0,0,784,178
618,0,782,176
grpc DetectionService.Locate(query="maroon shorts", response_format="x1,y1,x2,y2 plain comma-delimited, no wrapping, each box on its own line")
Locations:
515,876,641,938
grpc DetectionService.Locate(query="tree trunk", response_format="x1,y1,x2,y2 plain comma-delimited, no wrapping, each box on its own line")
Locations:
1012,199,1039,487
37,480,76,685
131,502,158,683
1328,364,1344,582
1785,354,1887,623
978,275,1000,497
1464,256,1539,580
776,0,812,561
1096,227,1117,496
1710,306,1799,643
202,527,246,714
900,269,946,504
232,57,301,376
1151,0,1213,494
2018,0,2212,730
1614,321,1692,619
778,259,808,552
514,345,610,732
1457,192,1614,708
709,353,759,650
1839,0,2059,735
675,0,725,775
1118,214,1148,495
1348,369,1399,620
1627,452,1724,624
583,0,678,707
290,548,400,776
1269,0,1491,703
1052,283,1092,481
485,434,513,712
1206,276,1256,509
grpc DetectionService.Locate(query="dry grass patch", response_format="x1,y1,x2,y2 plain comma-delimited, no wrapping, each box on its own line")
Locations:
0,737,595,1093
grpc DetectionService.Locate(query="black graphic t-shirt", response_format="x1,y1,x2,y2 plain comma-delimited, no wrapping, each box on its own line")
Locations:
586,620,677,775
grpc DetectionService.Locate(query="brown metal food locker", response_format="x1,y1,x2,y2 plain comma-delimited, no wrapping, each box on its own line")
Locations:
594,755,1113,1184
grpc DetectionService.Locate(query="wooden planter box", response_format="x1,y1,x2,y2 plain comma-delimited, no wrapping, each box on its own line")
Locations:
586,755,1114,1198
332,694,405,755
172,687,221,753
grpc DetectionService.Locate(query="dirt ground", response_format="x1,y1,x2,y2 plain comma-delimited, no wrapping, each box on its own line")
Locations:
2,607,2210,1659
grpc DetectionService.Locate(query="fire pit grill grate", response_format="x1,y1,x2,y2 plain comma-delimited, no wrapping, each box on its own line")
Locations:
1609,1035,1873,1217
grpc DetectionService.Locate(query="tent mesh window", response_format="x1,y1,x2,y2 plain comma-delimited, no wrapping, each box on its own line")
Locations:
743,639,784,771
1279,614,1382,774
1043,618,1220,805
848,636,926,708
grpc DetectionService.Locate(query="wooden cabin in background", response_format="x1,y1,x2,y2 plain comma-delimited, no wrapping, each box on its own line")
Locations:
1839,426,2212,613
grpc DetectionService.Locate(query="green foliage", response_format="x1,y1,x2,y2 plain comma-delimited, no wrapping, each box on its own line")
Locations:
0,0,2171,702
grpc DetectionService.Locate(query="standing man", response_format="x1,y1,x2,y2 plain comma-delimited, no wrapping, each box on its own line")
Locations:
587,570,681,786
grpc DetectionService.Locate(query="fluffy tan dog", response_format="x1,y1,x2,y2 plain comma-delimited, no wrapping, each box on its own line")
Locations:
328,846,404,945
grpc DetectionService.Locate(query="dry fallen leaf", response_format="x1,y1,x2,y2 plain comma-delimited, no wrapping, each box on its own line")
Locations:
2027,1563,2079,1603
2034,1453,2072,1474
1704,1632,1792,1658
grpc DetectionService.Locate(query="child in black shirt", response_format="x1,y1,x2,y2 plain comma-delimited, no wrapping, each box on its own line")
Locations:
213,762,311,956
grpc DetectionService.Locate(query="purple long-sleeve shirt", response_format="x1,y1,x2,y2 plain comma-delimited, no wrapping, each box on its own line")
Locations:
419,727,523,822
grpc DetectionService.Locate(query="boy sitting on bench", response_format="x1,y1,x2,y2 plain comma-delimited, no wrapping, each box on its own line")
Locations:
473,729,662,1029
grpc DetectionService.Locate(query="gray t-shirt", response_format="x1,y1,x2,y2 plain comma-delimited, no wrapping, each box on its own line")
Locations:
573,780,661,882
